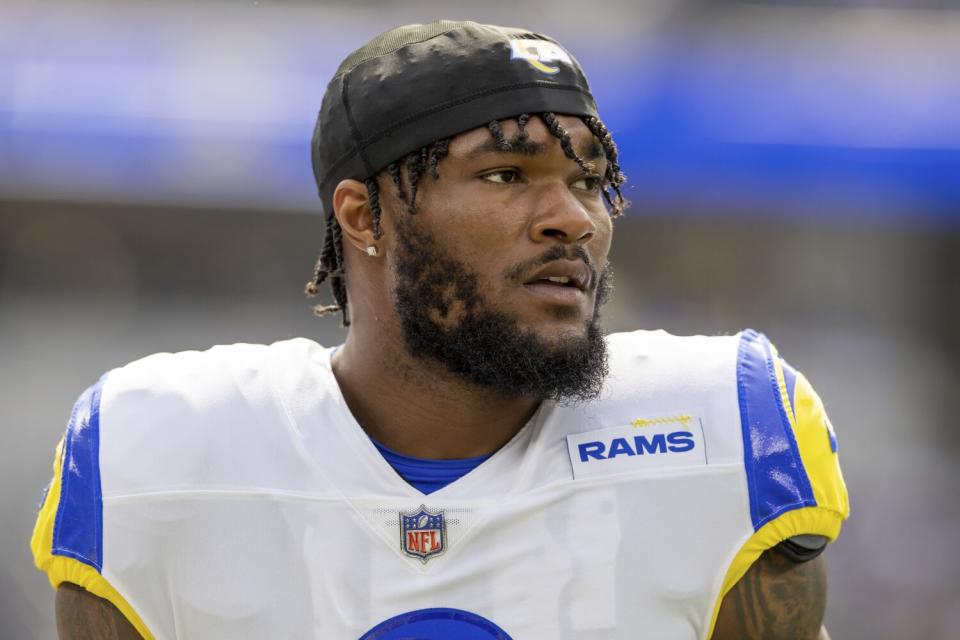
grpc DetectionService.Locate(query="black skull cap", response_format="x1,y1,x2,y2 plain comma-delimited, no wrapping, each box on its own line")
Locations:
311,20,599,216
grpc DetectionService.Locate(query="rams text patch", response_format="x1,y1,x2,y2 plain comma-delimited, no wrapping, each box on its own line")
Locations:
566,414,707,480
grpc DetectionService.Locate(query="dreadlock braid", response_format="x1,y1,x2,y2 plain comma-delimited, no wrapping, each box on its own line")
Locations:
330,209,345,269
516,113,530,140
388,162,405,201
405,146,429,213
428,138,450,179
488,120,512,151
365,177,383,239
305,212,348,321
328,253,348,320
580,116,628,216
540,112,594,175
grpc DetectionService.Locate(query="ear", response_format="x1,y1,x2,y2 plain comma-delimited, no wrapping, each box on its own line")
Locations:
333,178,377,253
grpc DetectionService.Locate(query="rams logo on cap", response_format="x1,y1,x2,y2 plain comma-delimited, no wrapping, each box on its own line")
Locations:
509,38,572,75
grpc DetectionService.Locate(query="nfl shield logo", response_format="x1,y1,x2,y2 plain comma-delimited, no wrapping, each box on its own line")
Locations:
400,505,446,563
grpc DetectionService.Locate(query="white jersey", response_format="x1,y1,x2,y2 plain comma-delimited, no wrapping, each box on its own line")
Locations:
32,330,848,639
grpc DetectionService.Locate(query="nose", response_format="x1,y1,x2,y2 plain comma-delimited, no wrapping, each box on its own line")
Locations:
527,183,597,245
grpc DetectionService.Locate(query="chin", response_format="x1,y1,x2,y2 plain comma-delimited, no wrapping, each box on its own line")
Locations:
525,302,595,329
527,319,594,348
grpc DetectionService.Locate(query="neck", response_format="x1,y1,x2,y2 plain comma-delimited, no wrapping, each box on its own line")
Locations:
331,325,540,460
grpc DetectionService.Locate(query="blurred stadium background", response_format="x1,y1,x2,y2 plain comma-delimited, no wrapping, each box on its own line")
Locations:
2,0,958,637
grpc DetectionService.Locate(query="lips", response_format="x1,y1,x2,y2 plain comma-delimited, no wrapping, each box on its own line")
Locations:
522,260,592,292
519,260,593,307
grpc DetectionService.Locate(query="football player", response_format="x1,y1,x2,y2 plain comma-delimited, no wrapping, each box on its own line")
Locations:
33,21,848,639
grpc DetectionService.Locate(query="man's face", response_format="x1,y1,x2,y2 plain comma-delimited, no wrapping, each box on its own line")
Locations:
382,115,615,401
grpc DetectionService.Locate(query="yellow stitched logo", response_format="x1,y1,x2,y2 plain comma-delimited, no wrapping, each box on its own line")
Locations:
630,415,693,429
509,39,572,75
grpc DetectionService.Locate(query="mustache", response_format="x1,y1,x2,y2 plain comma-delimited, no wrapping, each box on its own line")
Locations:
505,245,598,287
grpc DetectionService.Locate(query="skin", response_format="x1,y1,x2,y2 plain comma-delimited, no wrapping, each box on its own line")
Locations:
713,550,830,640
56,583,140,640
332,116,611,459
55,116,828,638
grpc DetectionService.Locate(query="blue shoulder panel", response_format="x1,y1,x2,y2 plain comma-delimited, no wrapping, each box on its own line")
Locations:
737,330,816,530
52,376,106,571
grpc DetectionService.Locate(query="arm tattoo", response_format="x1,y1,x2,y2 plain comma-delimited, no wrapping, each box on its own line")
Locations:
56,583,143,640
713,548,827,640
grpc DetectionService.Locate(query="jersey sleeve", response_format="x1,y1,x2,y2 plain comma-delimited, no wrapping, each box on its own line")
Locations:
734,329,849,538
30,375,155,640
707,329,850,637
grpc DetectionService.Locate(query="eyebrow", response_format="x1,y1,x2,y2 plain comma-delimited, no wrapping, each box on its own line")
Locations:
582,140,604,162
465,136,606,168
465,137,546,158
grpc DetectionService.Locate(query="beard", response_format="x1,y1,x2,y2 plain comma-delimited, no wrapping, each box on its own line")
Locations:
390,217,612,403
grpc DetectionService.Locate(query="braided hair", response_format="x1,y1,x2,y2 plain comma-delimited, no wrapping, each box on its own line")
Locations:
306,114,627,324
